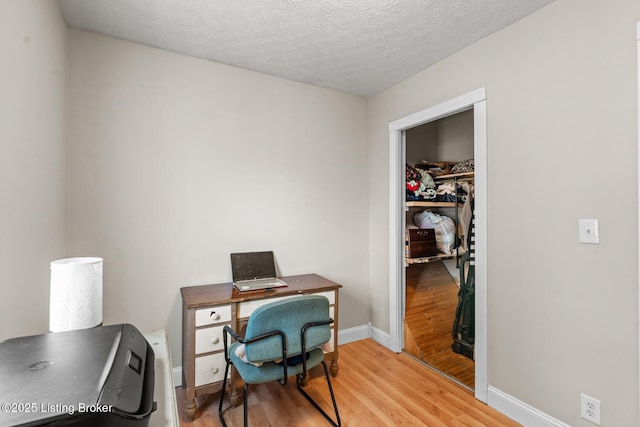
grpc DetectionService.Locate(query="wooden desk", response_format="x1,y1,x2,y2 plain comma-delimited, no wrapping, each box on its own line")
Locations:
180,274,342,420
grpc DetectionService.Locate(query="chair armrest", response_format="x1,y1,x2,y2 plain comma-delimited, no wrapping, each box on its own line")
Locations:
299,318,334,377
223,325,242,341
222,325,241,363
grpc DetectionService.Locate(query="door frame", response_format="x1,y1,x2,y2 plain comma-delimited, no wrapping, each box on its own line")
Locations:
636,20,640,427
388,87,488,402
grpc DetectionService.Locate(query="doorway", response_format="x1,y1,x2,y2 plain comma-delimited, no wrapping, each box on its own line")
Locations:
404,110,475,389
388,88,487,402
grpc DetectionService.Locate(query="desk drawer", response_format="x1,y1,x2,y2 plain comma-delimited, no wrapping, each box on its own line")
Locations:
195,305,231,327
195,325,225,355
195,353,228,387
237,290,336,319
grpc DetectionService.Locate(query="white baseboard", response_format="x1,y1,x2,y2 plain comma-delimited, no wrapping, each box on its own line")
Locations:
369,323,391,349
337,324,370,344
487,386,570,427
337,322,390,348
173,366,182,388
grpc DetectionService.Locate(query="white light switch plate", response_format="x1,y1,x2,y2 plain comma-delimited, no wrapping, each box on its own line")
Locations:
579,219,599,244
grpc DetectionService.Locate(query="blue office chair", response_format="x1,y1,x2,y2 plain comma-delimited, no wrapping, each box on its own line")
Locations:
218,295,341,427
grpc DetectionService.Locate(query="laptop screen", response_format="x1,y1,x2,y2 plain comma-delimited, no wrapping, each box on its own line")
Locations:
230,251,277,282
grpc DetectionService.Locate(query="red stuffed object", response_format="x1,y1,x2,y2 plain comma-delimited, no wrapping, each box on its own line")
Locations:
406,180,420,192
406,163,421,195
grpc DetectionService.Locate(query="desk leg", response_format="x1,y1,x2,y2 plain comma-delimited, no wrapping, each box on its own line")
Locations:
185,398,197,420
330,359,339,377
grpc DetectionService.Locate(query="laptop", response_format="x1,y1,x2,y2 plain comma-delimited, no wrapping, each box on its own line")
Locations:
231,251,288,292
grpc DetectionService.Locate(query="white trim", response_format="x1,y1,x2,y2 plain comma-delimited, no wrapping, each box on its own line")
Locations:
389,88,487,132
388,87,488,403
473,99,488,403
370,324,391,348
388,129,405,354
487,386,570,427
173,366,183,388
636,20,640,427
336,322,391,348
338,324,371,345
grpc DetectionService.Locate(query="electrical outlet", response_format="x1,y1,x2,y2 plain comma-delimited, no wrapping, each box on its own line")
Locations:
581,393,601,425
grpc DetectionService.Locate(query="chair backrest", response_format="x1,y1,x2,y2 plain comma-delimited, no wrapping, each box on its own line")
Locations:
244,295,331,363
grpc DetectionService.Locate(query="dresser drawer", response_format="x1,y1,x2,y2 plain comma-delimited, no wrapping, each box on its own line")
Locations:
237,290,336,319
195,305,231,327
195,325,226,355
195,353,228,387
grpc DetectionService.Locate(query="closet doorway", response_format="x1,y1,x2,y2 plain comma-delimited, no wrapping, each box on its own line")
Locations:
388,88,487,402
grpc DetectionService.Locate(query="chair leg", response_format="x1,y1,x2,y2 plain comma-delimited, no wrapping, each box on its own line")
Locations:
296,361,341,427
218,362,231,427
243,382,249,427
219,363,251,427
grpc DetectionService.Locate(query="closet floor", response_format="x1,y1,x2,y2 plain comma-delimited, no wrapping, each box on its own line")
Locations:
404,261,475,389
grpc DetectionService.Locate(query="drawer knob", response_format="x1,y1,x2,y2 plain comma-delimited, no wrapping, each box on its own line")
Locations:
210,336,220,345
210,311,221,320
211,367,219,375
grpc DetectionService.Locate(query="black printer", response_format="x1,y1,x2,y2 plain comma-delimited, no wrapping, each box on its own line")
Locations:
0,324,156,427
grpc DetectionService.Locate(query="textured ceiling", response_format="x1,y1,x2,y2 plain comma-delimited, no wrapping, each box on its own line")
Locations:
58,0,556,97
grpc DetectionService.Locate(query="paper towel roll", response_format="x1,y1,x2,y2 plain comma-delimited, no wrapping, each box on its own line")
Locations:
50,257,103,332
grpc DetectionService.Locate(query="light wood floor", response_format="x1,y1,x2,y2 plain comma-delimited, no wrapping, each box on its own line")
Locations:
176,339,520,426
404,261,475,389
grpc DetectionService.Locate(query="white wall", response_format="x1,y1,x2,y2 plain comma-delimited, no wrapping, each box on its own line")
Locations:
67,29,369,366
0,0,67,341
367,0,639,425
405,110,474,164
406,122,437,164
436,109,474,161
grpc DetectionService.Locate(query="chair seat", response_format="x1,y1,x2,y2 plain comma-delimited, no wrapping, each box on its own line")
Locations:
229,341,325,384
